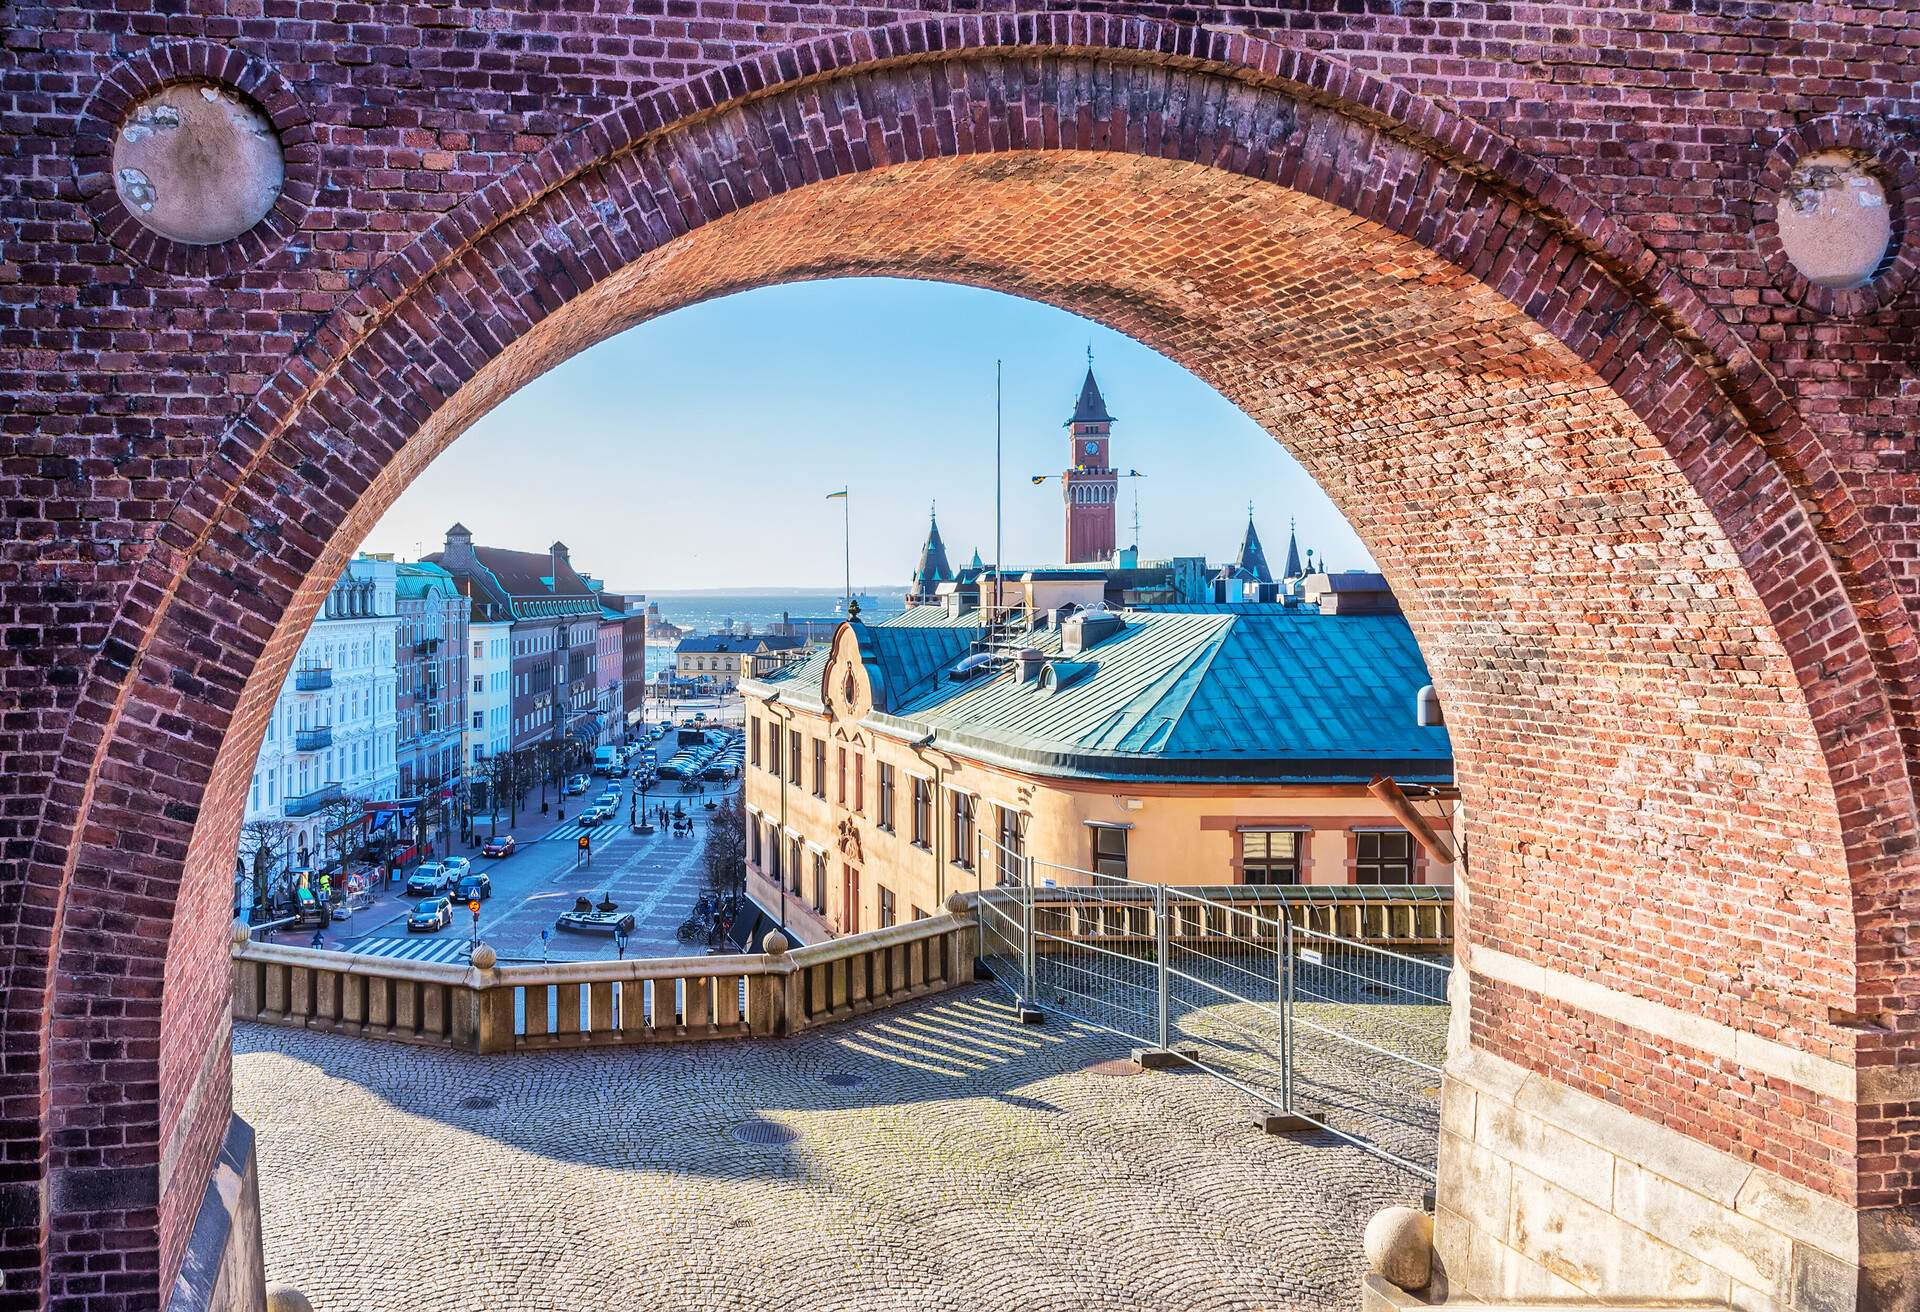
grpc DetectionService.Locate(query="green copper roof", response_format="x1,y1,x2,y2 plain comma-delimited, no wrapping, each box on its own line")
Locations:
879,606,1448,784
748,603,1450,785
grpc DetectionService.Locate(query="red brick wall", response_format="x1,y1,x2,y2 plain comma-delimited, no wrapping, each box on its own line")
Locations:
4,7,1918,1307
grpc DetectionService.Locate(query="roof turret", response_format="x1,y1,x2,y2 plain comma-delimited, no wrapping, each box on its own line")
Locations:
1233,509,1274,583
1067,367,1113,425
910,509,954,599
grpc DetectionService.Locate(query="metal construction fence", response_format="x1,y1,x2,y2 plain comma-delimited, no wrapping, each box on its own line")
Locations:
974,847,1452,1179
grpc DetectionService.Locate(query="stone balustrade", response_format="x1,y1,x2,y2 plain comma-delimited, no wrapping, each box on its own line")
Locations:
230,904,980,1053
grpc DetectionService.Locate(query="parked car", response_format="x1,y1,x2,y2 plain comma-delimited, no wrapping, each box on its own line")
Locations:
441,856,472,880
481,834,516,858
407,898,453,932
454,873,492,902
405,863,450,896
565,775,589,796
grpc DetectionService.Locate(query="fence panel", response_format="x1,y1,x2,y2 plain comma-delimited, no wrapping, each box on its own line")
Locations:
974,842,1452,1180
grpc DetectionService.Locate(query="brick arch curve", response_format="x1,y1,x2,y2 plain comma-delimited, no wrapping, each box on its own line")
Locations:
23,20,1920,1306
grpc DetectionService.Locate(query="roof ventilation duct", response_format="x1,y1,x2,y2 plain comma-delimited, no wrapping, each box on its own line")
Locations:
1015,648,1046,683
1061,610,1123,656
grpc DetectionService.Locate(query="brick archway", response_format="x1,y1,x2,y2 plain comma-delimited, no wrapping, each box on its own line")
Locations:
15,18,1920,1309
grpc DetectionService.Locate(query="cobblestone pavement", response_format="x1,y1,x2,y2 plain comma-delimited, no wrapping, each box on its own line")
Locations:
234,985,1422,1311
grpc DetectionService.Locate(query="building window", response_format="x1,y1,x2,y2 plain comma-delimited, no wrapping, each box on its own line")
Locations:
472,713,483,730
853,753,865,814
876,763,895,831
750,717,761,767
1090,825,1128,882
749,820,762,867
768,726,782,778
910,778,932,849
787,729,801,786
812,852,827,914
788,837,803,895
836,747,846,804
995,806,1026,887
1355,830,1415,885
950,792,976,869
1242,830,1302,885
877,884,896,929
812,739,826,798
769,827,782,886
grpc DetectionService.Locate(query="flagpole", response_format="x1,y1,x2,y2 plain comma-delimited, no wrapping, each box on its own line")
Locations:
843,489,851,613
994,359,1003,624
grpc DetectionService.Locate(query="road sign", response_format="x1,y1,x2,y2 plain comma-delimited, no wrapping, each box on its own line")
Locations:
577,834,589,850
467,899,481,915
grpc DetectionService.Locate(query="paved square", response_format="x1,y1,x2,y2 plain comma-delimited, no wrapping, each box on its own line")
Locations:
235,985,1422,1310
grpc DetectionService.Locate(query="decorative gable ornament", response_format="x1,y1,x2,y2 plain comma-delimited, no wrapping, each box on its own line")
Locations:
835,817,864,863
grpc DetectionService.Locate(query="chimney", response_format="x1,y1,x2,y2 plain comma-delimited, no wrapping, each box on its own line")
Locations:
1015,648,1045,683
442,522,474,570
550,541,569,582
1416,685,1444,727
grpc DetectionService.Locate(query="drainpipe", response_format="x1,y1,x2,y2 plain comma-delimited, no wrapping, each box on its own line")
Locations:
764,692,788,935
1367,775,1454,865
908,732,940,910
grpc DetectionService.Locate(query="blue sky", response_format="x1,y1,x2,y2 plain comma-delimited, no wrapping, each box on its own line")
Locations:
357,278,1372,591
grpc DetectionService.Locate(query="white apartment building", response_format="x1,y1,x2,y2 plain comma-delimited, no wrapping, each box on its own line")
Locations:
243,557,400,875
467,617,512,782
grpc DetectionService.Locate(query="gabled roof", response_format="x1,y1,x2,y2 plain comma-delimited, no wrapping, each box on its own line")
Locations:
1067,367,1113,425
678,633,810,655
424,540,600,622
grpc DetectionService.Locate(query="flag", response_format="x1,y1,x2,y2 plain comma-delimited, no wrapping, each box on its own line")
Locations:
1030,475,1050,485
825,488,848,500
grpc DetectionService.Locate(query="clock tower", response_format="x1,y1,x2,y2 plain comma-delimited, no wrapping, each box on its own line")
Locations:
1062,365,1119,563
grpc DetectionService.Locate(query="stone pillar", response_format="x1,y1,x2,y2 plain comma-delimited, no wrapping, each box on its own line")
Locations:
166,1115,265,1312
1431,995,1903,1311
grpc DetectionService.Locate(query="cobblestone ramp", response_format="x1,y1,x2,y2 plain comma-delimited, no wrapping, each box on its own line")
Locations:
234,983,1421,1311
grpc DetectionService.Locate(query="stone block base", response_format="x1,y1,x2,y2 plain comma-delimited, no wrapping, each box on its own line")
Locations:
1130,1045,1199,1070
167,1114,267,1312
1435,1049,1915,1311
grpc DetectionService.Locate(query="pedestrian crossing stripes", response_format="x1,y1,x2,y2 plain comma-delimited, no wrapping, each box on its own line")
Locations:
542,817,622,844
342,935,478,965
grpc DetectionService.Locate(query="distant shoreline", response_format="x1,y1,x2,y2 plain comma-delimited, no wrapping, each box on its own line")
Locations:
643,586,899,597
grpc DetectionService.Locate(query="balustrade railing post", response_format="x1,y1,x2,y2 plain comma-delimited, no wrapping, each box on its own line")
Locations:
1280,915,1295,1114
1020,869,1036,1005
1154,884,1170,1053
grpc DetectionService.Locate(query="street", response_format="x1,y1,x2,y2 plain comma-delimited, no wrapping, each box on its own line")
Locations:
299,722,744,963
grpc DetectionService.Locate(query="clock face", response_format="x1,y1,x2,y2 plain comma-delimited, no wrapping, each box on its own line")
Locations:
1085,441,1100,457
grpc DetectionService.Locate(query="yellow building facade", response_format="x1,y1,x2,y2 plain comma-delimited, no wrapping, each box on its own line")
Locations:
741,606,1454,943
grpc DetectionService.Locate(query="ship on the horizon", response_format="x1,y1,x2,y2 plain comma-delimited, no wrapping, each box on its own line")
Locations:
834,592,878,614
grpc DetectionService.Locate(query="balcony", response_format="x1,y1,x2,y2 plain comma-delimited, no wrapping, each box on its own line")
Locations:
284,782,342,817
294,725,333,752
294,667,333,692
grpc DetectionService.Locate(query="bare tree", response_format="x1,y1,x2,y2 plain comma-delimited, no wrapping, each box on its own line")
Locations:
703,793,747,898
317,792,367,895
236,818,295,918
